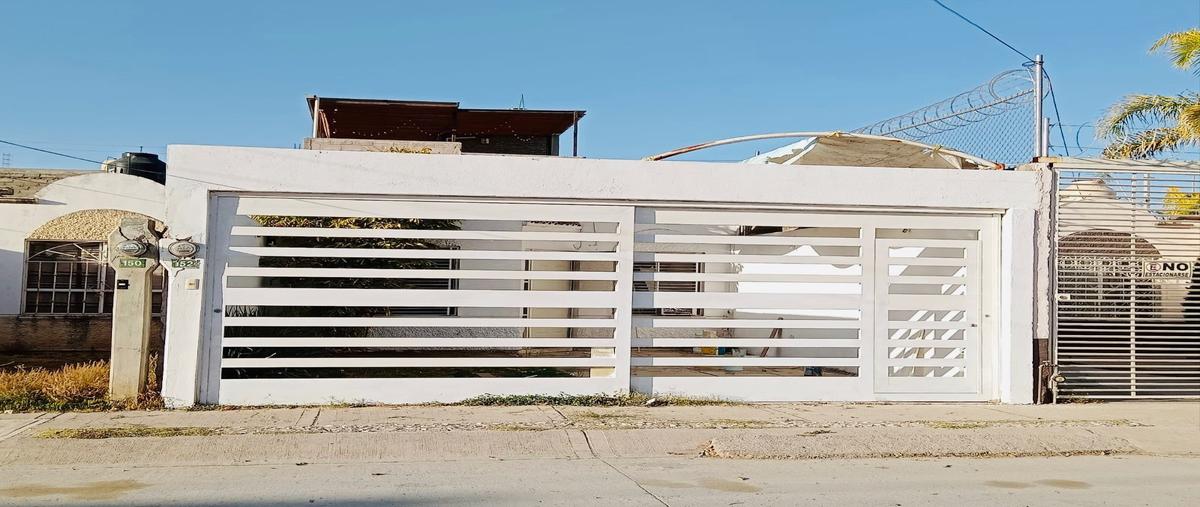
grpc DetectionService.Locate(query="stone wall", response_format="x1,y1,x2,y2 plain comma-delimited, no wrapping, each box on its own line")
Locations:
28,210,161,241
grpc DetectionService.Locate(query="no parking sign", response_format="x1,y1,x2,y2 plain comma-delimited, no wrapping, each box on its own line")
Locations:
1141,260,1194,279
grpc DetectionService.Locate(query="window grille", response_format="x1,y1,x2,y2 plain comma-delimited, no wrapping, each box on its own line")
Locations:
23,240,164,316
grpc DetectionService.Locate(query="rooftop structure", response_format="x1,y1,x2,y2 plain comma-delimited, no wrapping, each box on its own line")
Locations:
306,96,585,156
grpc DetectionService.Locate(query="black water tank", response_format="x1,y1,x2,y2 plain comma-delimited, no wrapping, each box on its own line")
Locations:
107,152,166,184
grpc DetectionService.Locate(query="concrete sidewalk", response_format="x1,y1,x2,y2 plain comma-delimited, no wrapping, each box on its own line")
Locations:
1,402,1197,466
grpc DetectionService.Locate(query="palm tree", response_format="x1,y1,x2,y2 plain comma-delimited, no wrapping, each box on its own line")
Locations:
1099,29,1200,159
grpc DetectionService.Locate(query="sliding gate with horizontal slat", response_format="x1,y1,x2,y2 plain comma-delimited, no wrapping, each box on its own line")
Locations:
203,195,999,404
630,208,996,401
1054,166,1200,399
204,195,634,405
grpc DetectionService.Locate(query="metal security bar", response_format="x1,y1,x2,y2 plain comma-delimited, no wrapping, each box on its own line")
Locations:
1054,163,1200,399
24,240,166,316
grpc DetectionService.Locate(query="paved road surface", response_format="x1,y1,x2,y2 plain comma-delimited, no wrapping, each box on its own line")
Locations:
3,455,1198,506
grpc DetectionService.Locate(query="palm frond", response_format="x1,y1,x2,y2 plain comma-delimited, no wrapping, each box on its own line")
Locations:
1150,29,1200,74
1180,102,1200,139
1102,127,1192,159
1097,93,1200,139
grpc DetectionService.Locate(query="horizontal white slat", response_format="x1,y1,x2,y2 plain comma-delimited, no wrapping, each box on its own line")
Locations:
222,338,616,348
222,357,614,368
634,252,860,264
1061,368,1200,373
635,234,861,246
887,320,972,330
879,239,980,248
228,247,619,262
630,357,862,367
633,292,861,310
640,209,991,229
887,339,966,346
1058,382,1200,386
1059,358,1200,364
887,276,966,284
219,377,623,405
1056,351,1200,357
883,295,973,311
223,317,617,328
231,226,620,242
224,288,617,308
632,338,860,348
885,358,967,367
634,272,861,283
886,257,971,266
235,197,630,222
632,318,860,329
1058,347,1200,351
225,267,620,281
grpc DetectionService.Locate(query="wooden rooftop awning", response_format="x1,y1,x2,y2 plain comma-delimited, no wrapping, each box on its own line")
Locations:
307,96,584,140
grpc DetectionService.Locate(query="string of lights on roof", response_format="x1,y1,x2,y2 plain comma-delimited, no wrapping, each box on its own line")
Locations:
339,117,538,143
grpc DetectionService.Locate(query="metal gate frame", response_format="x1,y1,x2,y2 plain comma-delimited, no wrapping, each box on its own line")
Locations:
198,193,1001,404
1051,159,1200,400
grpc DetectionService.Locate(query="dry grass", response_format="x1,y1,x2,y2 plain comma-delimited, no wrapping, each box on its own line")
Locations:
36,426,217,439
572,410,637,420
455,392,738,407
0,357,162,412
925,421,992,430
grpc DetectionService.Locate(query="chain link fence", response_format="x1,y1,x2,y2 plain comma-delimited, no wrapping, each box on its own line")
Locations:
855,69,1038,168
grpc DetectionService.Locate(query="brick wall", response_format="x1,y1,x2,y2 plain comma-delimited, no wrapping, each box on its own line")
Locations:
0,316,164,369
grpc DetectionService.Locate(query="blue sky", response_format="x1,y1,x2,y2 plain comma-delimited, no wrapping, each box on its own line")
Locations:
2,0,1198,169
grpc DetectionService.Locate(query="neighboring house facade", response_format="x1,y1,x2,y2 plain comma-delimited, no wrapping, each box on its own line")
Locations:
0,169,165,368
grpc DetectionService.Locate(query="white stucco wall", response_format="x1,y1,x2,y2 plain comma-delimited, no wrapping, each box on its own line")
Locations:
162,145,1049,406
0,172,165,315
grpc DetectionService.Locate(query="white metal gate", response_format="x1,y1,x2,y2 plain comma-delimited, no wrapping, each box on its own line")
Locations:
1054,164,1200,399
202,195,999,404
630,209,996,401
205,196,634,405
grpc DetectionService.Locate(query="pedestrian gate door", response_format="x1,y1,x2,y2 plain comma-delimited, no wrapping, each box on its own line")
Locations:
203,195,999,404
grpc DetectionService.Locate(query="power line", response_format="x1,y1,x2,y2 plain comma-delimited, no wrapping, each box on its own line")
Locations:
930,0,1070,156
1043,72,1070,156
0,138,104,165
930,0,1033,62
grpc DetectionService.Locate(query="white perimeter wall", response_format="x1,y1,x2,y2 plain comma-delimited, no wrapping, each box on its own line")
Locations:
161,145,1050,406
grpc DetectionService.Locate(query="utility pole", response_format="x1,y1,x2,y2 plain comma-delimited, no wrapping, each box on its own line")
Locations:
1033,54,1047,159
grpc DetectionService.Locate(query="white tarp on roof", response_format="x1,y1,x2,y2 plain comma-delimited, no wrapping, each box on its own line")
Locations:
647,132,1002,169
743,133,994,169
